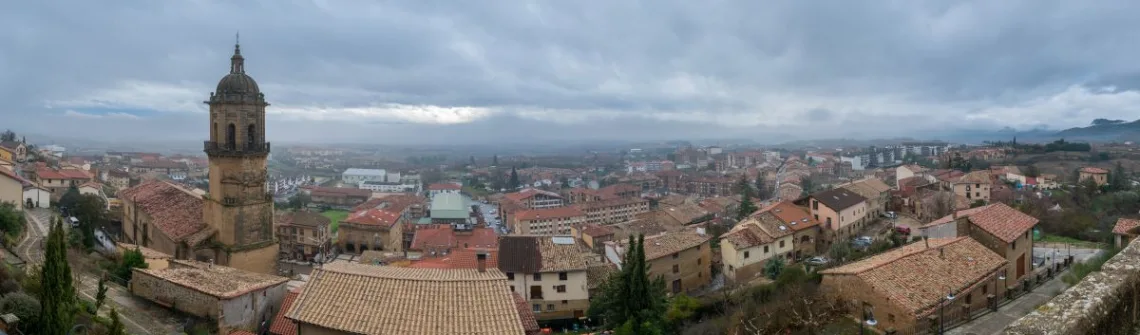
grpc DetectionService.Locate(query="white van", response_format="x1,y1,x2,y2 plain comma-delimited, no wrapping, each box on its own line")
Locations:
68,217,80,228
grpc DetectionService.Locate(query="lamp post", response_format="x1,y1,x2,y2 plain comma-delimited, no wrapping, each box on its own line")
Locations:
860,302,877,335
940,290,955,334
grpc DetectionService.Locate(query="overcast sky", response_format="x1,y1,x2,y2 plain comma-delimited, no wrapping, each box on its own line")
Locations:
3,1,1140,145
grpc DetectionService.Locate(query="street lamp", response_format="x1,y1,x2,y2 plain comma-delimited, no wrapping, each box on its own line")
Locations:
860,302,877,335
940,291,955,334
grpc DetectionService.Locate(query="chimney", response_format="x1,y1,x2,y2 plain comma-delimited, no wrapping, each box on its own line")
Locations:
476,252,488,273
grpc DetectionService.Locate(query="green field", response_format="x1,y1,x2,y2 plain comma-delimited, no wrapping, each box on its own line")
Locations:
1039,234,1106,249
321,210,350,236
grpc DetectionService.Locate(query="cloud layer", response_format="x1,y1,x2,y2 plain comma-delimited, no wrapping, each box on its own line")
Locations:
4,0,1140,144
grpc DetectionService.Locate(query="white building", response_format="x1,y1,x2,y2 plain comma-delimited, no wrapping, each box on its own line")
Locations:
23,185,50,208
342,168,397,184
840,156,865,171
358,181,417,193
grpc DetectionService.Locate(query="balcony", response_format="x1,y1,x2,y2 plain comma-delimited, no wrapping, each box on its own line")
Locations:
204,141,270,157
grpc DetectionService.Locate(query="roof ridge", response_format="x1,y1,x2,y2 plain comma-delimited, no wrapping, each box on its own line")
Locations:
840,237,967,275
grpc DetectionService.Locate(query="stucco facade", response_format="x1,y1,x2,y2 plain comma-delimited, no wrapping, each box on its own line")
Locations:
129,261,287,334
0,172,22,210
649,240,712,294
721,234,793,283
506,270,589,320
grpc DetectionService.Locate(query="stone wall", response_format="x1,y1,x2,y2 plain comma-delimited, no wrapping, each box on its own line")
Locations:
130,269,221,318
1004,240,1140,334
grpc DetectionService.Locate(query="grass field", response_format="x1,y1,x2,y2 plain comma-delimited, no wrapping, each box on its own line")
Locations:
1040,234,1107,249
321,210,350,236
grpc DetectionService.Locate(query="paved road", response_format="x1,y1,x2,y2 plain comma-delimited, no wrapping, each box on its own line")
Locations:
15,208,51,264
948,270,1071,335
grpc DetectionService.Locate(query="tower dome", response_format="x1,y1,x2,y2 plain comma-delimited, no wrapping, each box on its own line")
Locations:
215,43,260,94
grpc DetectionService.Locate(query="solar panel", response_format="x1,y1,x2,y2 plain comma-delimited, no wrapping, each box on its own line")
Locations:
551,236,575,245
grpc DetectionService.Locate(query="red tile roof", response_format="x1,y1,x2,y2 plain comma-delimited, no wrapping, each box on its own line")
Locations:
269,289,300,335
821,237,1007,318
513,206,585,221
117,180,206,242
921,204,997,228
343,208,401,229
409,249,498,269
757,201,819,231
965,203,1039,243
308,186,371,198
410,225,499,252
1113,218,1140,235
579,223,615,237
503,188,562,202
1081,167,1109,174
513,292,540,334
428,183,462,191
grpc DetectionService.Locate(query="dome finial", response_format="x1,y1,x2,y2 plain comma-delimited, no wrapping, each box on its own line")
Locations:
230,33,245,74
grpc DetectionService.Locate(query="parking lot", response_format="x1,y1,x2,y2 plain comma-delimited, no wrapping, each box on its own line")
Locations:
475,201,505,234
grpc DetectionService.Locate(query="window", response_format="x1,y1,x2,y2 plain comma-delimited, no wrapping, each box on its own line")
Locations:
672,253,679,259
983,284,988,295
247,124,257,147
888,314,895,322
672,264,679,273
697,258,701,265
744,251,750,258
562,300,568,305
225,123,236,150
779,240,785,248
533,304,541,313
812,200,819,210
547,304,555,311
533,273,542,281
530,286,543,300
559,272,568,280
975,192,980,197
976,183,980,188
965,293,973,305
763,246,769,253
555,285,567,293
1012,241,1017,250
510,285,515,292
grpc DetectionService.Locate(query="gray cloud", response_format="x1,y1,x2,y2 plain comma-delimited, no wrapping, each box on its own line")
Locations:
3,0,1140,144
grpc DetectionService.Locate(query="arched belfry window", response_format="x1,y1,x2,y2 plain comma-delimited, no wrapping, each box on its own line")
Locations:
247,124,257,148
226,124,236,150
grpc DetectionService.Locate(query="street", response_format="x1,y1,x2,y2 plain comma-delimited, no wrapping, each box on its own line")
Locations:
14,208,176,335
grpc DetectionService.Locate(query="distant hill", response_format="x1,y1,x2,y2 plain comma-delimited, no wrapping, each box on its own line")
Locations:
1055,119,1140,142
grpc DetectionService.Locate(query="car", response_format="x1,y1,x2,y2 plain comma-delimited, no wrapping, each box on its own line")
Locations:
805,256,830,266
894,226,912,235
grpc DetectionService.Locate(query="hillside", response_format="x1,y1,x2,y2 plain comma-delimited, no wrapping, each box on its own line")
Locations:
1055,119,1140,141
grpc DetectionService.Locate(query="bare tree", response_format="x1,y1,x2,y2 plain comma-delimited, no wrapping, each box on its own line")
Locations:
729,283,846,335
926,190,957,220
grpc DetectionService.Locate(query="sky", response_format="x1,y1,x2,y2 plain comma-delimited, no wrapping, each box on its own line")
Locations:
4,1,1140,145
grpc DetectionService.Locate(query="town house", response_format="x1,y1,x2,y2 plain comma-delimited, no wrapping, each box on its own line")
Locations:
604,228,712,294
511,206,586,235
759,201,821,259
498,235,593,321
838,177,892,218
918,203,1039,284
806,188,869,245
274,211,330,261
720,212,794,283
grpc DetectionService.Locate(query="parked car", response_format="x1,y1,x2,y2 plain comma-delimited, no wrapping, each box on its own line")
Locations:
852,236,873,249
805,256,830,266
894,226,912,235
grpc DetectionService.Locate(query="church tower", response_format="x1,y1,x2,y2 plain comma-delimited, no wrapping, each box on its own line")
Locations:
201,40,279,274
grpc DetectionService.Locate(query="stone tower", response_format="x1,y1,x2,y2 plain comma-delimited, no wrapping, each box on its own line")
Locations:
201,41,279,274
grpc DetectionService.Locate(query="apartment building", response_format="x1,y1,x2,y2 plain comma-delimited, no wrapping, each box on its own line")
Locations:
498,236,593,321
511,207,586,235
573,197,650,225
275,211,331,261
807,188,869,244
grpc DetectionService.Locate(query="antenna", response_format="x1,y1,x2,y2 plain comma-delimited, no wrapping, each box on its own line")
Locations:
236,31,240,45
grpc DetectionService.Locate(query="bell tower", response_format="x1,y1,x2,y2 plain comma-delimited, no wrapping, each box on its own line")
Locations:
201,39,279,274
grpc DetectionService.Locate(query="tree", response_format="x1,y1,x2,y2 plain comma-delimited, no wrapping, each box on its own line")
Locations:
1111,161,1130,191
57,185,82,211
0,202,24,239
733,176,755,199
39,217,75,335
287,193,311,210
763,257,785,280
0,292,40,333
115,246,148,283
95,276,108,310
0,130,15,142
73,194,107,250
588,235,667,333
107,308,126,335
1024,164,1041,178
508,166,520,190
754,177,771,200
737,192,758,221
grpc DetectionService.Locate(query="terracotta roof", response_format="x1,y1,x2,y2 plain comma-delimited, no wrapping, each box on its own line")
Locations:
286,262,526,335
277,212,332,228
308,186,371,198
640,229,711,261
428,183,462,191
107,169,130,178
0,141,19,150
134,260,288,299
342,208,401,229
497,236,591,273
410,225,498,252
955,171,991,184
586,262,618,290
579,223,615,237
1113,218,1140,235
78,181,104,190
503,188,562,202
1081,167,1109,174
351,194,425,213
810,188,867,211
965,203,1038,243
721,225,772,249
512,293,540,334
269,289,300,335
513,206,585,221
920,204,996,228
597,183,640,198
118,180,206,242
821,237,1007,318
410,249,498,269
133,160,187,170
757,201,819,231
662,203,711,225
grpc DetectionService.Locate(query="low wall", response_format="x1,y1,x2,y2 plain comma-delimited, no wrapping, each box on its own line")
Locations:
1004,240,1140,335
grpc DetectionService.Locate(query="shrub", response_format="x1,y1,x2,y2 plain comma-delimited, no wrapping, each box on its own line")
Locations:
0,291,40,332
0,279,20,295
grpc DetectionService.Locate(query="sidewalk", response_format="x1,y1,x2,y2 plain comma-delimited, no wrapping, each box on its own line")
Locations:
947,271,1069,335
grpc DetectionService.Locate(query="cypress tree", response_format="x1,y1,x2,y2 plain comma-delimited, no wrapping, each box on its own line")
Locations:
108,308,126,335
39,217,75,335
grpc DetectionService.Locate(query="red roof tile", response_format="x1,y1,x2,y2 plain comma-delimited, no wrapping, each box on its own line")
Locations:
428,183,462,191
513,206,585,221
410,225,499,252
1113,218,1140,235
269,290,300,335
966,203,1038,243
1081,167,1109,174
513,292,540,334
757,201,819,231
579,223,615,237
342,208,401,229
503,188,562,202
117,180,206,242
409,249,498,269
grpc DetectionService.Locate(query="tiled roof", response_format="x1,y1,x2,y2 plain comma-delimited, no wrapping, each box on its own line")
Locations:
503,188,562,202
955,171,991,184
579,223,615,237
966,203,1038,243
1113,218,1140,235
134,260,288,299
586,262,618,290
133,160,187,169
497,236,590,273
342,208,401,229
757,201,819,231
920,204,997,228
512,293,540,334
308,186,371,198
117,180,206,242
810,188,867,211
269,289,300,335
277,211,332,228
641,229,711,261
1081,167,1109,174
751,212,794,239
721,225,772,249
428,183,462,191
410,225,498,252
513,206,585,221
822,237,1006,318
410,250,498,269
662,203,711,225
286,262,526,335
